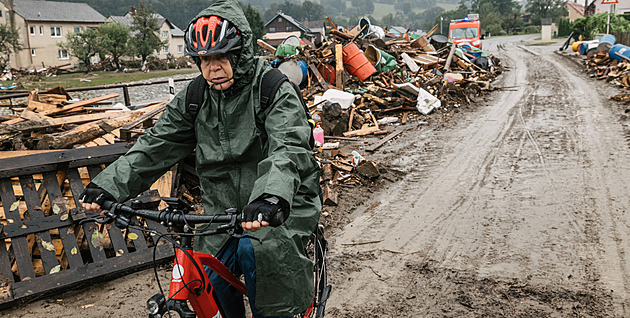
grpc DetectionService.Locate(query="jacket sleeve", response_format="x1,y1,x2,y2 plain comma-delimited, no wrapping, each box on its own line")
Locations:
249,81,317,207
92,89,197,202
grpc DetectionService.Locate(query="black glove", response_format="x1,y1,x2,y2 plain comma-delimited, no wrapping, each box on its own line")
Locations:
79,184,115,206
242,196,289,227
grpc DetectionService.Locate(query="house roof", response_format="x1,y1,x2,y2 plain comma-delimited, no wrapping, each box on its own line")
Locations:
108,12,184,37
12,0,106,23
567,1,585,15
265,12,310,33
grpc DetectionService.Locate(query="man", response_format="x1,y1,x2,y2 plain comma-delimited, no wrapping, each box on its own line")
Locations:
79,0,321,317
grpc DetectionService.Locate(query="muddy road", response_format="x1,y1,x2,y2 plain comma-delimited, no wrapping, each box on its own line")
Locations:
3,35,630,317
326,36,630,317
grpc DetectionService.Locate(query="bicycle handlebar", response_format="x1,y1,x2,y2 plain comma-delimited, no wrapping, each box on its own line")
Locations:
101,200,241,226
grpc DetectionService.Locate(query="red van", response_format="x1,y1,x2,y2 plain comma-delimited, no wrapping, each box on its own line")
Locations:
448,17,482,49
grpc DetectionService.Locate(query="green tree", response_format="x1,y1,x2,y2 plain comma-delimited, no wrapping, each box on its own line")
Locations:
302,1,325,21
59,28,100,73
526,0,567,25
0,23,21,70
322,0,346,18
130,0,165,69
242,3,265,52
98,22,130,70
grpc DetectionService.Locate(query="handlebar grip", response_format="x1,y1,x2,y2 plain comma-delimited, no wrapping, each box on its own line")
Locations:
101,200,241,225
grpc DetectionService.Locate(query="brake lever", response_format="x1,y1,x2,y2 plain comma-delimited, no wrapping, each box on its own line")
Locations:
79,211,115,225
230,232,262,244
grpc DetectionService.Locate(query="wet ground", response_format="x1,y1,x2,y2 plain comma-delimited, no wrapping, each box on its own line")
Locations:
4,34,630,317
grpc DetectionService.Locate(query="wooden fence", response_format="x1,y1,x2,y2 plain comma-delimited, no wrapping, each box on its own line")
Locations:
611,32,630,46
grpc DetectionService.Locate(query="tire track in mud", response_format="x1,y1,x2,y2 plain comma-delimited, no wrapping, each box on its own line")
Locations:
327,38,626,317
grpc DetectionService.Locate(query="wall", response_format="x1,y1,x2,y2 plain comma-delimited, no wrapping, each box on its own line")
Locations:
266,16,300,34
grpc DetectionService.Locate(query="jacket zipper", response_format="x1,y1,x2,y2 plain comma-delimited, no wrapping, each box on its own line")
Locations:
218,91,234,162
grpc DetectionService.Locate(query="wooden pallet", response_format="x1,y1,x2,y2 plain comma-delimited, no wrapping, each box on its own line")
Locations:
0,143,174,307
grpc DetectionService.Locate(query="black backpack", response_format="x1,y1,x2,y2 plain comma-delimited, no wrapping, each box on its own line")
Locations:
185,69,315,148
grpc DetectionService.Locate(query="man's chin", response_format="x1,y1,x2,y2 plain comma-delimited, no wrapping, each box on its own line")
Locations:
211,80,234,90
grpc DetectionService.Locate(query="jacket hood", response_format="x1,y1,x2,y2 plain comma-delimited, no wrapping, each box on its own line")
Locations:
188,0,255,89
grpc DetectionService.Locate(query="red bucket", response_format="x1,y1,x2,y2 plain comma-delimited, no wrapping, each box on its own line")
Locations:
342,43,376,81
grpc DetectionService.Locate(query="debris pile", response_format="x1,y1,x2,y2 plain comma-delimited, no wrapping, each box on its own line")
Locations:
0,87,166,152
258,18,502,142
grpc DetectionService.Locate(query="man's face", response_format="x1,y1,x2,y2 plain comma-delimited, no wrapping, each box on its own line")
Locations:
200,53,234,90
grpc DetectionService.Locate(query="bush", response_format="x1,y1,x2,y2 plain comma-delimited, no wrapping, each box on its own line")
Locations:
524,25,541,34
486,23,504,36
146,55,168,70
558,18,571,37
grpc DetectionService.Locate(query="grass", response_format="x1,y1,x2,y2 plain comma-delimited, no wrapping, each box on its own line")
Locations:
1,68,198,91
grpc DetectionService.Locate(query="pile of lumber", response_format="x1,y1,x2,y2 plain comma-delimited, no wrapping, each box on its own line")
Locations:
583,51,630,88
0,87,167,153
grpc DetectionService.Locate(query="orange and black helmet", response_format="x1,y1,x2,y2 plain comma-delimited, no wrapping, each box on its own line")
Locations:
185,16,242,57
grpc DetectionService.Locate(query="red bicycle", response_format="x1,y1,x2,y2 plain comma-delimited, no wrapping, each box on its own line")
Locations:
91,198,330,318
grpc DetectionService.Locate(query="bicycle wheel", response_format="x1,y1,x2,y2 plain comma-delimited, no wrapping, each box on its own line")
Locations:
300,224,331,318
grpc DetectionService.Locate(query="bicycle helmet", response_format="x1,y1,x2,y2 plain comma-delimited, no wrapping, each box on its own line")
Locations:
185,15,242,57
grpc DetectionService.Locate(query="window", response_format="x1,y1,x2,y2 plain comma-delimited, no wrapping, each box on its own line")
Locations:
286,26,292,31
31,49,36,56
269,27,276,32
163,46,169,54
51,26,61,37
59,49,69,60
162,31,168,38
0,10,3,17
29,26,35,34
278,17,283,22
177,45,183,53
39,26,43,35
74,26,82,33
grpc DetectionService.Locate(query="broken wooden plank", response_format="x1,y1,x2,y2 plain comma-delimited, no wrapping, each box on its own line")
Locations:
335,44,344,90
309,63,330,91
365,129,405,152
41,93,119,116
322,184,338,206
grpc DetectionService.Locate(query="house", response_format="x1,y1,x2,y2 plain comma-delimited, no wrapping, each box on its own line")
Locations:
264,12,324,46
0,0,106,69
566,1,585,21
587,0,630,15
108,8,185,59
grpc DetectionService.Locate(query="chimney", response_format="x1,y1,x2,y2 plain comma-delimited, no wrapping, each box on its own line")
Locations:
303,18,309,28
131,7,136,15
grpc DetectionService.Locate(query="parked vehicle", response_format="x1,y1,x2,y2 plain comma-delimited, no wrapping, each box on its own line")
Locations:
449,15,482,49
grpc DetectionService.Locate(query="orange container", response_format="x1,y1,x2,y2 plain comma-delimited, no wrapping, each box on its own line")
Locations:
342,43,376,81
318,63,336,85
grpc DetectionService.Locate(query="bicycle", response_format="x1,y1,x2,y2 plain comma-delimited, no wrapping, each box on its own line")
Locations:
87,197,330,318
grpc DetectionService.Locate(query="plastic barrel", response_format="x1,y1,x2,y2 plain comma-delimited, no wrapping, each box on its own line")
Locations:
597,34,616,54
342,43,376,81
430,34,449,50
277,60,308,86
572,41,584,52
580,40,598,55
609,44,630,61
318,64,335,85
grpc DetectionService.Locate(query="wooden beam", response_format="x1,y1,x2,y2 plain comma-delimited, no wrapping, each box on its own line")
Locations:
335,44,344,90
41,93,119,116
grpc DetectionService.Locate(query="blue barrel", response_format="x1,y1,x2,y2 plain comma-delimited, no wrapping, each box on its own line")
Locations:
609,44,630,61
597,34,616,53
580,40,598,55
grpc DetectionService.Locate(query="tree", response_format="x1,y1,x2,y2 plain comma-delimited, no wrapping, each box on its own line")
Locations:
322,0,346,18
98,22,130,70
130,0,165,68
302,1,325,21
526,0,567,25
0,23,21,70
242,3,265,52
59,28,100,73
351,0,375,16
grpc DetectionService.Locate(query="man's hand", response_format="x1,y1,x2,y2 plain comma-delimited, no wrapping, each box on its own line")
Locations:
241,196,289,232
79,186,115,214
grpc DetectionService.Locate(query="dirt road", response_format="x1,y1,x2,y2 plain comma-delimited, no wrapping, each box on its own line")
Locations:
326,36,630,317
3,35,630,317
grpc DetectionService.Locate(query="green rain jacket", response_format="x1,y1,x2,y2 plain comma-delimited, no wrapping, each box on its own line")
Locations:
91,0,322,315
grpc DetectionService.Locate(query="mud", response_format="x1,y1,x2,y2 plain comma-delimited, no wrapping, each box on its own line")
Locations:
4,34,630,317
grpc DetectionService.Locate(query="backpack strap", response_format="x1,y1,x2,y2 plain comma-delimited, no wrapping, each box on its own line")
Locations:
260,69,288,111
186,74,207,121
261,69,314,126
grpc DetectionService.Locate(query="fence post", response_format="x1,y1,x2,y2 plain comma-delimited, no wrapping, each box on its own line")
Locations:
123,86,130,106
